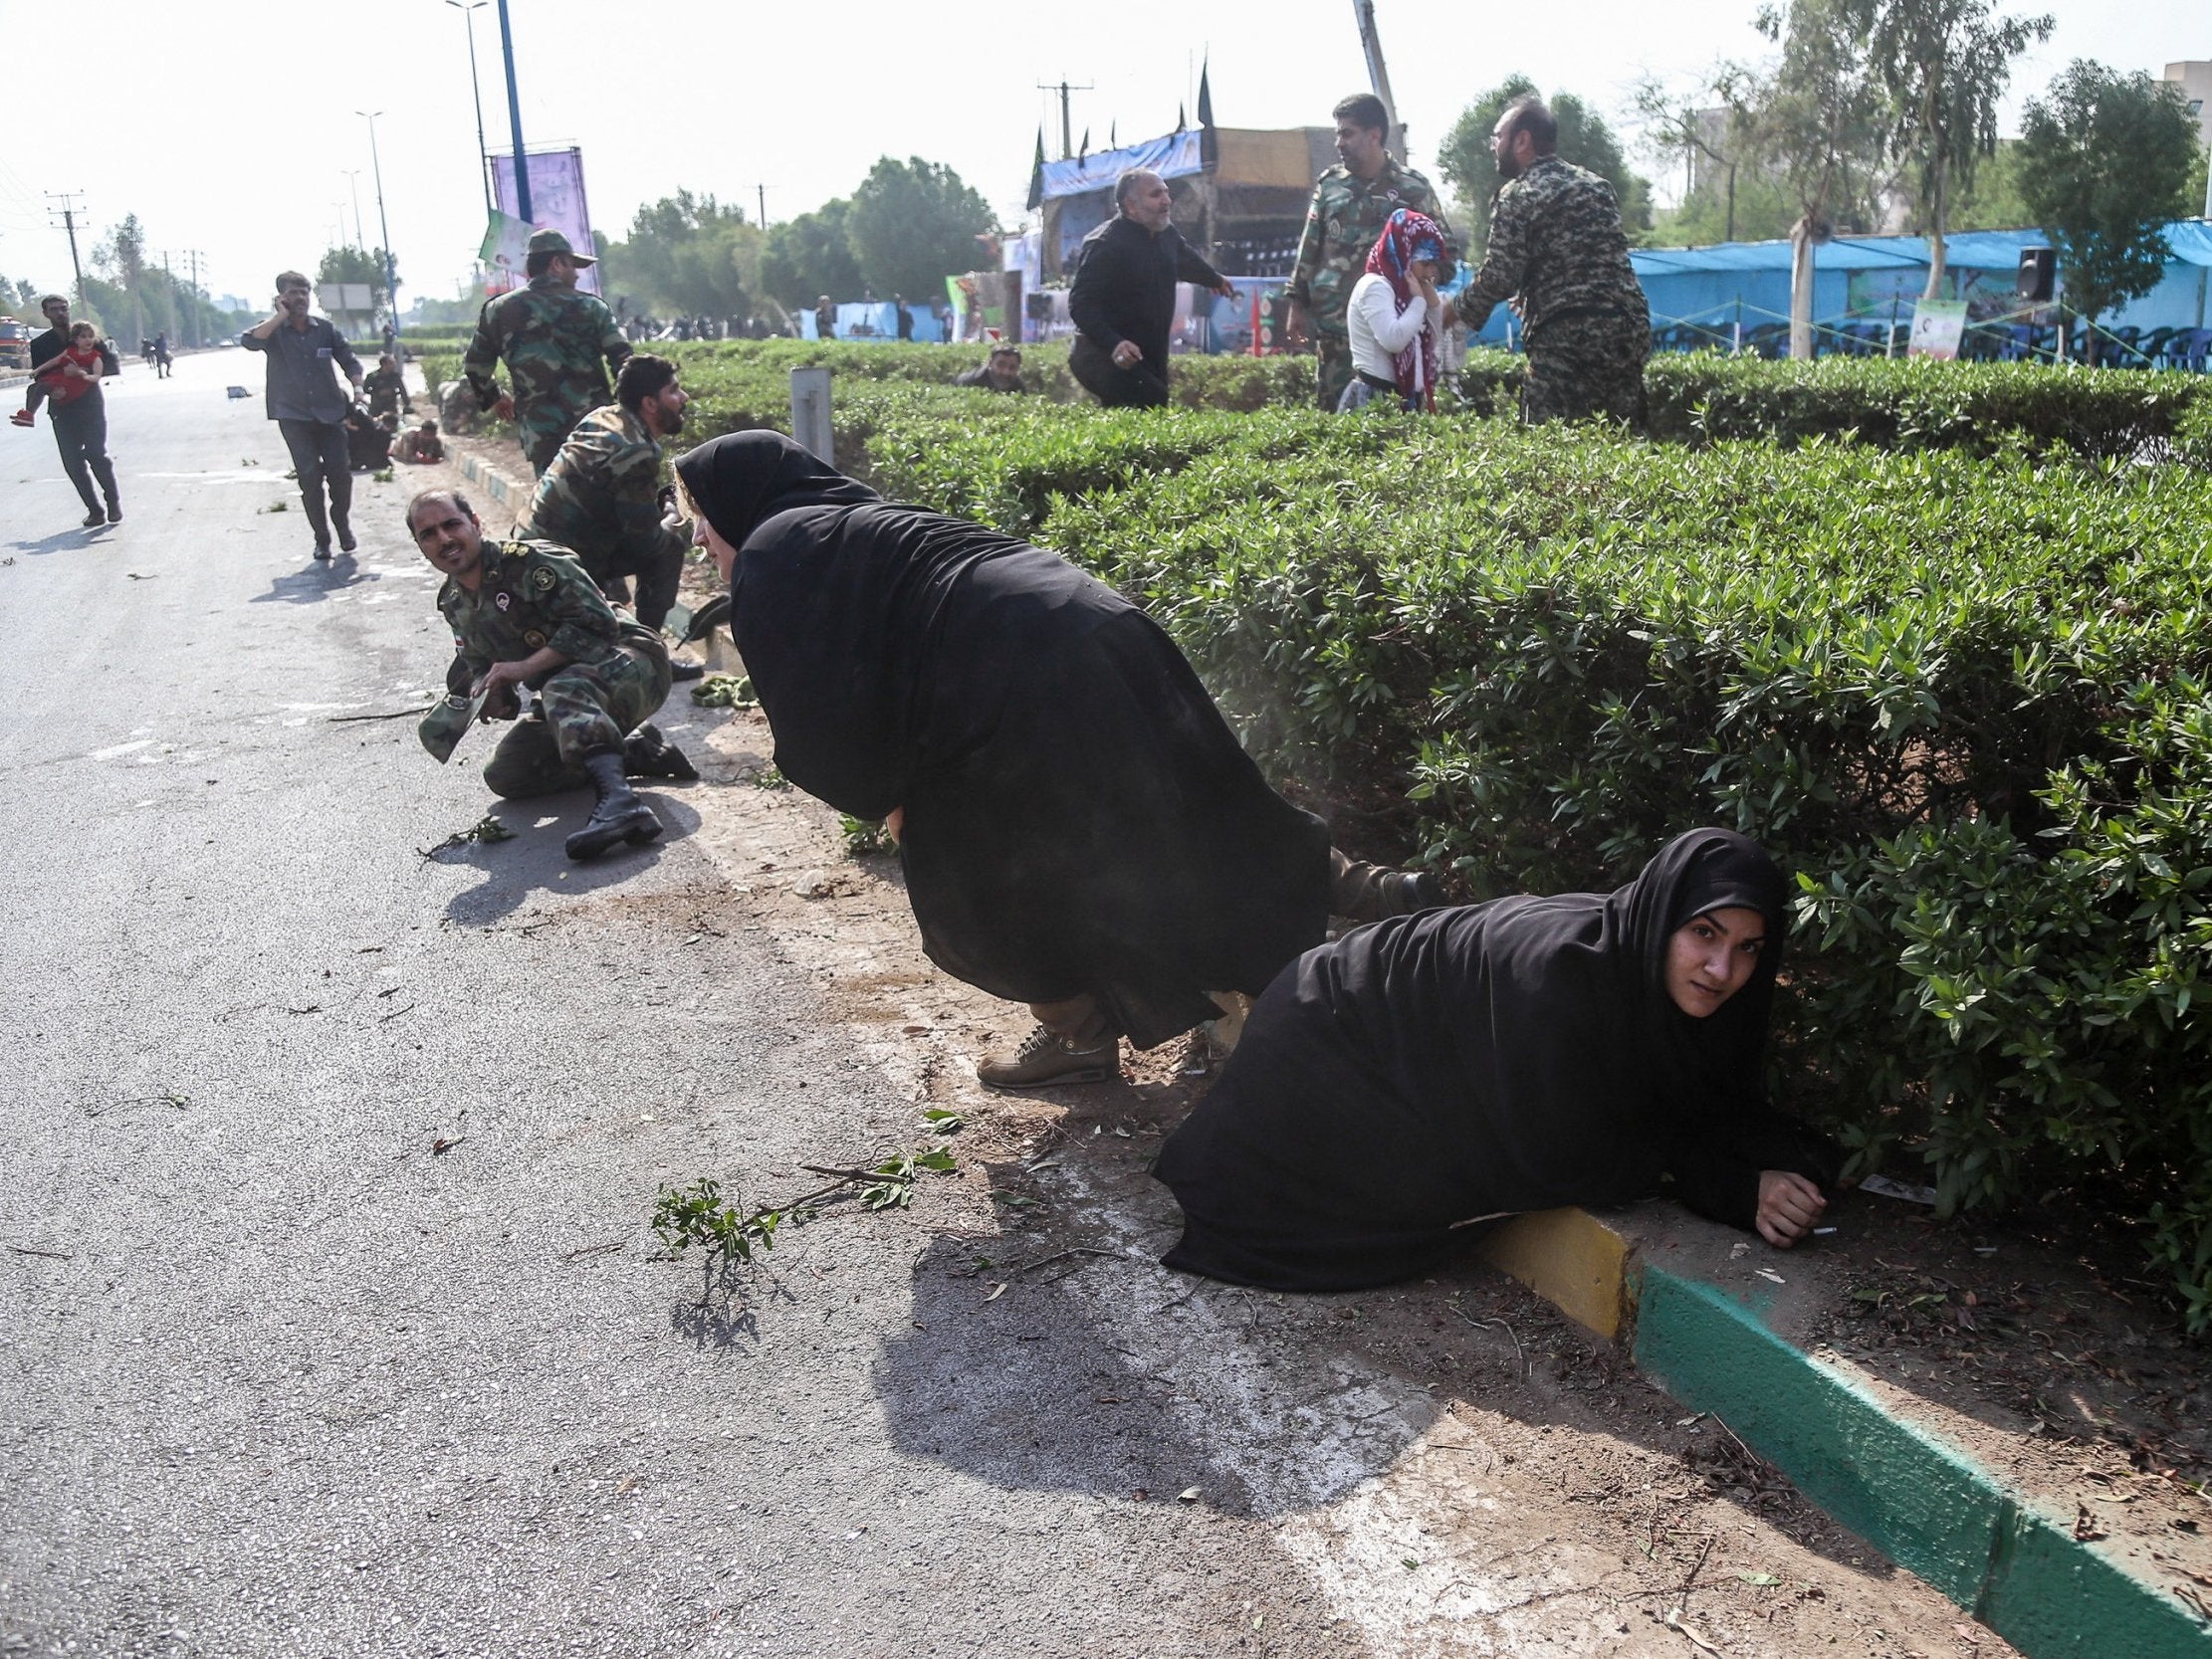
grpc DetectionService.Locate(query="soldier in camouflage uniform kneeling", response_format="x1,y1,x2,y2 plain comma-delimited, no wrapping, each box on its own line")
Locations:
410,489,695,861
1287,93,1453,414
1450,95,1650,427
462,229,632,477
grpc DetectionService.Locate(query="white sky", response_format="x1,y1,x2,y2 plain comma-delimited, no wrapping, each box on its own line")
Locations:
0,0,2201,311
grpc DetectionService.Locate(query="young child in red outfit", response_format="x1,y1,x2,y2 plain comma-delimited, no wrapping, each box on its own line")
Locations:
35,323,106,410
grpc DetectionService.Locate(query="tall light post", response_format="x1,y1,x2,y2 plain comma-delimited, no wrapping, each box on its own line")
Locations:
356,110,401,348
341,169,365,251
446,0,494,221
495,0,531,223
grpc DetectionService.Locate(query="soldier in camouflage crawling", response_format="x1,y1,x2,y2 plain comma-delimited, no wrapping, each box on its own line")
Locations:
521,353,703,679
409,489,696,862
1450,95,1650,426
1287,93,1452,414
462,229,632,476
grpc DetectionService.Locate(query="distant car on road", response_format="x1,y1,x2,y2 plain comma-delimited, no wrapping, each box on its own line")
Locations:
0,315,33,371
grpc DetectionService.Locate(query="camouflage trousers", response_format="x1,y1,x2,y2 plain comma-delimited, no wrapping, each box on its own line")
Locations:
1312,331,1356,414
522,423,571,478
1519,315,1650,427
482,639,671,799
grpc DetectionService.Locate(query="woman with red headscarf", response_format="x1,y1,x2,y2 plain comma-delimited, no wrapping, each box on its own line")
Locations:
1340,208,1450,413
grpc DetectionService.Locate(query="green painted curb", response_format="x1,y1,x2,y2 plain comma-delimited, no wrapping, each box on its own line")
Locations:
1631,1267,2210,1658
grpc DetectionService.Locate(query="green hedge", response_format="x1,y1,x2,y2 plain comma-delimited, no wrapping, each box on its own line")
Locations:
1457,348,2212,459
858,398,2212,1328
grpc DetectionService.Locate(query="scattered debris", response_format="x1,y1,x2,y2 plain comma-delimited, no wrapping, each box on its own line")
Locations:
327,707,429,724
8,1245,73,1261
691,674,758,709
1860,1174,1939,1205
431,1137,466,1156
417,815,515,859
653,1147,959,1266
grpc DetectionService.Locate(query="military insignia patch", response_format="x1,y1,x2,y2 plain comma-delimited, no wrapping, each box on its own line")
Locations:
523,629,547,648
495,591,512,611
532,567,556,592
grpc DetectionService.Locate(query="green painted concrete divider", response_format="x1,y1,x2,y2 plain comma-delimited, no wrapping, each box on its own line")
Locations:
1632,1267,2210,1658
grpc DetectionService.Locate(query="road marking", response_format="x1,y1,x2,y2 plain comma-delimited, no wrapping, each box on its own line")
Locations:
87,738,156,760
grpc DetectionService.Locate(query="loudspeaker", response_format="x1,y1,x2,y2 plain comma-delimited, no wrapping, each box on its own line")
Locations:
2019,247,2056,303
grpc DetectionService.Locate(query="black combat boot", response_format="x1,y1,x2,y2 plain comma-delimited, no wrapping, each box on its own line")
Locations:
620,723,699,781
565,750,663,860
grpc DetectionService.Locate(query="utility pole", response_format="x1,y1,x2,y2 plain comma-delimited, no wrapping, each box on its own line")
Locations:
757,183,769,228
496,0,531,223
1036,80,1093,159
343,170,366,251
357,110,401,348
447,0,495,220
184,249,205,348
45,191,87,308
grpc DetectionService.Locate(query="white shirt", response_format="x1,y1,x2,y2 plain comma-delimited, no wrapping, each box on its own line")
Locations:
1346,271,1442,392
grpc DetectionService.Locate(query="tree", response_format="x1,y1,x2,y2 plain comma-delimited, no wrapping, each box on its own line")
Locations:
1438,77,1655,250
601,189,762,321
318,246,397,339
92,214,150,343
1862,0,2052,298
1735,0,1892,357
843,157,996,301
759,199,864,309
2016,61,2201,363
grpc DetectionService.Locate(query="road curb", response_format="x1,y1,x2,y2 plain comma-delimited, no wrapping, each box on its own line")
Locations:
454,444,528,518
1476,1213,2212,1657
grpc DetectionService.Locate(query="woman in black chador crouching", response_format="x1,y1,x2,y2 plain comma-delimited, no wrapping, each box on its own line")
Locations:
1155,828,1843,1291
674,431,1438,1092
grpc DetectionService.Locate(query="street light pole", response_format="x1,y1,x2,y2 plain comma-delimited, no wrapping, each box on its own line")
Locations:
342,170,365,251
495,0,531,223
446,0,494,221
356,109,401,351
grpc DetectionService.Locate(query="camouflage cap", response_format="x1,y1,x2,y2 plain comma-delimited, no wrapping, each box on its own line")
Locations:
526,228,595,267
418,694,475,763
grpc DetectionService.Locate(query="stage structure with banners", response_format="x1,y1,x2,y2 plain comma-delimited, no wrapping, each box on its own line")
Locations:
481,147,601,297
1031,123,1337,284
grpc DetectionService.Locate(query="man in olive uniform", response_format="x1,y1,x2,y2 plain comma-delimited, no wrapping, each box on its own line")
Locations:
1449,96,1650,426
521,354,698,666
1287,93,1453,413
462,229,632,476
410,489,692,861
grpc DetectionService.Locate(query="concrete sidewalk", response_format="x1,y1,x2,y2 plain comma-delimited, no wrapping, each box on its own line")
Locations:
1478,1204,2212,1658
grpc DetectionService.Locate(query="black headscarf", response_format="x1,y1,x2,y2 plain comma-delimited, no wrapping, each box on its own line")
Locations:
675,429,878,550
1156,829,1832,1290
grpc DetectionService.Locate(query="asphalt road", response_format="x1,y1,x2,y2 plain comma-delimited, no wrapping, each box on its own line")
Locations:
0,352,1388,1659
0,352,2012,1659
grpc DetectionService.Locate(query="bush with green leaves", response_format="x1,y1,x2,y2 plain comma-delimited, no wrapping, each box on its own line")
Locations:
861,397,2212,1327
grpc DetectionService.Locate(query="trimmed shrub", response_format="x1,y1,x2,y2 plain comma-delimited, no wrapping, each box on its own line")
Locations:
861,398,2212,1326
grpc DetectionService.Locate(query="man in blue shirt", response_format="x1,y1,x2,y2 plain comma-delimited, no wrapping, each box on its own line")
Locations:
241,270,363,560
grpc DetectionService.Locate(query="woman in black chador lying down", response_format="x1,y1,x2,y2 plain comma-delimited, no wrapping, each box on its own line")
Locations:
1154,828,1843,1291
674,431,1438,1092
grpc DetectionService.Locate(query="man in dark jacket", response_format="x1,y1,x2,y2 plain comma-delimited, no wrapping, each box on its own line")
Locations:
242,271,364,558
1067,170,1233,407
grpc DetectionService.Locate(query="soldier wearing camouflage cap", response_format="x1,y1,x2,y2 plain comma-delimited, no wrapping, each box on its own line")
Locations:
1287,93,1453,414
1449,95,1650,426
462,228,632,476
521,354,701,680
409,489,694,861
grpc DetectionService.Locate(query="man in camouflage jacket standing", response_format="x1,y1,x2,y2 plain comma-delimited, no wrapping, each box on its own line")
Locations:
1450,96,1650,426
521,354,698,670
463,229,632,476
410,489,691,861
1287,93,1452,413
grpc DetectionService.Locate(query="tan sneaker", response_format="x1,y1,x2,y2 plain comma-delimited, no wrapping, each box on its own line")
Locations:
977,1025,1120,1091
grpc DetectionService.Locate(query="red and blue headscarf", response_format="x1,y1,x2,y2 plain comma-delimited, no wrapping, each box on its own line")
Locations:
1363,208,1448,409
